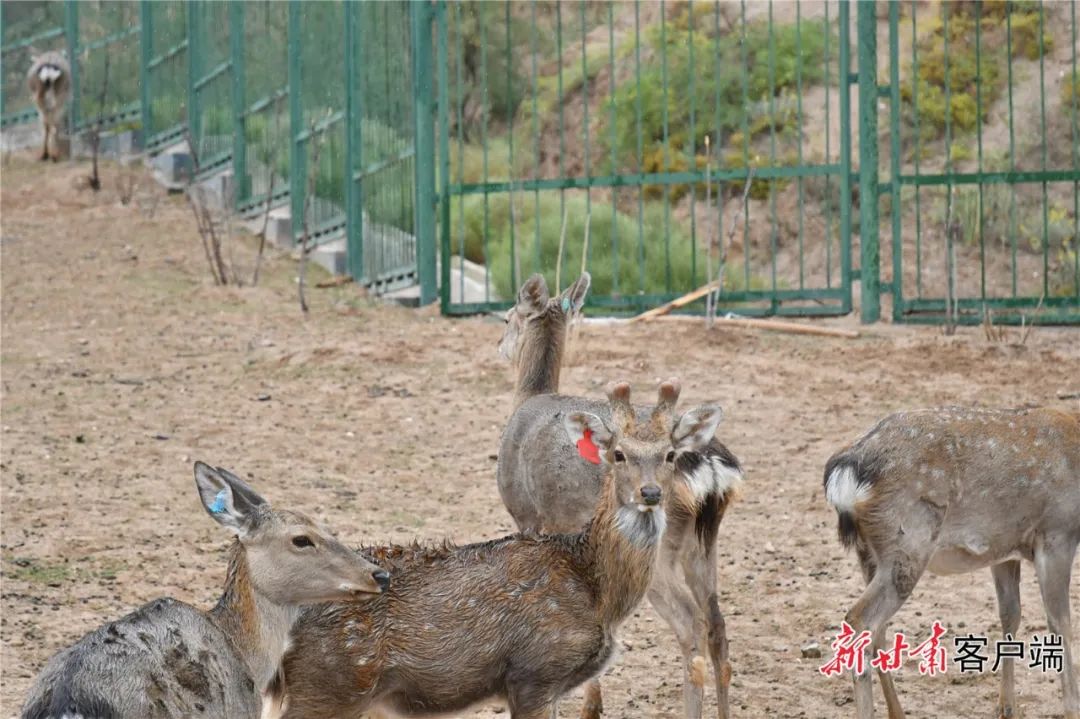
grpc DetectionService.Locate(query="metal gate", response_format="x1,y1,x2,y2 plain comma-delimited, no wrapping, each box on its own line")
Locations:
875,1,1080,324
435,0,854,316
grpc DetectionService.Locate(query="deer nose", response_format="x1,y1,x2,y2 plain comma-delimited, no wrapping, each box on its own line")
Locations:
640,485,662,506
372,570,391,592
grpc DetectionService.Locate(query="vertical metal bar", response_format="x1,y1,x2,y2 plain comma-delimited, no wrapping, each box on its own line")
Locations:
856,0,879,322
230,0,247,207
437,0,450,311
713,2,724,297
687,0,697,288
838,0,852,313
65,0,79,132
580,0,591,279
188,0,201,157
1038,3,1048,299
912,4,922,299
767,0,778,311
634,0,644,301
412,0,437,305
556,1,566,290
795,1,804,291
507,0,518,290
1007,11,1017,297
660,0,671,293
943,8,954,322
824,0,832,289
287,0,303,241
454,2,466,303
140,1,153,140
345,0,361,282
740,0,750,289
530,0,540,277
1072,1,1079,299
479,4,490,301
889,0,902,321
608,0,619,296
975,1,985,308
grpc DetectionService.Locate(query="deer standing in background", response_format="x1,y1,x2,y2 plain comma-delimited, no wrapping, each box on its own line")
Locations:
281,383,724,719
497,273,744,719
21,462,389,719
26,50,70,161
824,407,1080,719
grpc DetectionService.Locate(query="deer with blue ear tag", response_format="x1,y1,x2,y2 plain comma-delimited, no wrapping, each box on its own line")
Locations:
20,462,389,719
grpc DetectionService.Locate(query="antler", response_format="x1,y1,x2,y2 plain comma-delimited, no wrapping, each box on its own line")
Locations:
605,381,635,434
650,377,682,433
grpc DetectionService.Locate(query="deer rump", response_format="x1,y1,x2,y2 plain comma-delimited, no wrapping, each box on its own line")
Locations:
282,534,625,718
498,394,741,544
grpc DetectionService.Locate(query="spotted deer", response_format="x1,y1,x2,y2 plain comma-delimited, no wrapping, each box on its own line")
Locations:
21,462,389,719
496,273,744,719
824,407,1080,719
280,383,723,719
26,50,70,161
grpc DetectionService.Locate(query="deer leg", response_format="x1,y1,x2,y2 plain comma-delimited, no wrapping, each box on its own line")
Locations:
853,544,904,719
1033,534,1080,719
579,679,603,719
682,544,730,719
40,122,50,161
648,579,705,719
846,561,918,719
990,560,1022,719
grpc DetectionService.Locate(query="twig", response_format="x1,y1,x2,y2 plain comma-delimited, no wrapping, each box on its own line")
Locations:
508,178,521,293
1019,294,1044,346
711,165,753,323
298,110,331,314
183,128,226,285
251,168,276,286
580,210,591,278
554,204,569,293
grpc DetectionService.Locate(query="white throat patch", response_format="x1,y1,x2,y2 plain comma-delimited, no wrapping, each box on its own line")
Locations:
615,505,666,548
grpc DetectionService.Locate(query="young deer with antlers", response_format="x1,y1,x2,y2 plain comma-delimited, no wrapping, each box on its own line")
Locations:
497,273,744,719
280,383,723,719
21,462,389,719
824,407,1080,719
26,50,70,162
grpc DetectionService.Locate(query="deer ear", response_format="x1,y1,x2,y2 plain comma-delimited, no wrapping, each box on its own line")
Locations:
671,405,724,452
516,274,550,316
563,411,615,465
194,462,265,537
557,272,590,314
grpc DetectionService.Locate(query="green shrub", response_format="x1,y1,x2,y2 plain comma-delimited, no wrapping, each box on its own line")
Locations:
449,193,760,301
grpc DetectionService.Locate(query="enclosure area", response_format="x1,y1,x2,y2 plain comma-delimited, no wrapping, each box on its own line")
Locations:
3,158,1079,718
2,0,1077,323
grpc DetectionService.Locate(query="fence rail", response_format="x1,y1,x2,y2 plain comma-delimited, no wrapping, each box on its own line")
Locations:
1,0,1077,324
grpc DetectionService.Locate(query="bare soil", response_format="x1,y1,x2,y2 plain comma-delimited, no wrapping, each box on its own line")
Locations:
2,158,1079,718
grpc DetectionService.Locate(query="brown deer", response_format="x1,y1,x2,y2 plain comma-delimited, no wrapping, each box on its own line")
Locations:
496,273,744,719
26,50,70,161
21,462,389,719
280,383,725,719
824,406,1080,719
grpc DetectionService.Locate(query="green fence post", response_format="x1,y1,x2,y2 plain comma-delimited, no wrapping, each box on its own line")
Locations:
187,0,200,156
839,0,853,315
64,0,79,132
140,1,152,139
288,0,303,243
230,0,247,207
344,0,360,281
436,0,450,312
412,0,436,305
856,1,880,323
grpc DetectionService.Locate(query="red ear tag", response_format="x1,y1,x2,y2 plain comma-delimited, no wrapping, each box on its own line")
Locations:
576,427,602,464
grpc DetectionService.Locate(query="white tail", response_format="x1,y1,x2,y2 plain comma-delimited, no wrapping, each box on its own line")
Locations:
824,407,1080,719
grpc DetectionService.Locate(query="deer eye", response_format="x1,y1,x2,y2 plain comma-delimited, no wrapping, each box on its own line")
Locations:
612,449,626,463
291,536,315,549
665,451,676,463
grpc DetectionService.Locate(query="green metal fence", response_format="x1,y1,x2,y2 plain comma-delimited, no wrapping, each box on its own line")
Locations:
873,0,1080,324
437,0,854,317
1,1,1077,324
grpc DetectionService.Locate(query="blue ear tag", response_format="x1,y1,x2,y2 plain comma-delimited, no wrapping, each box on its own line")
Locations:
209,489,228,514
561,297,571,312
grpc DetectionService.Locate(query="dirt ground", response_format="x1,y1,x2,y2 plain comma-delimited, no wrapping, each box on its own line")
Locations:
1,158,1078,718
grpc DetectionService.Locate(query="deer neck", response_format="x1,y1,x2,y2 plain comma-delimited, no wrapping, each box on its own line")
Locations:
210,543,299,693
583,479,664,627
513,313,567,407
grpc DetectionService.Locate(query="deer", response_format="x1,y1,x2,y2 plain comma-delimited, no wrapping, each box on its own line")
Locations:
823,406,1080,719
26,50,70,162
279,383,726,719
496,273,744,719
21,461,390,719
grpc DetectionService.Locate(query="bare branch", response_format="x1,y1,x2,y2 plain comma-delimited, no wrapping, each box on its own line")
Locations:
298,110,331,314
